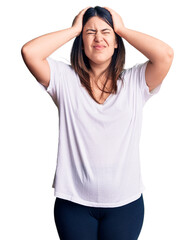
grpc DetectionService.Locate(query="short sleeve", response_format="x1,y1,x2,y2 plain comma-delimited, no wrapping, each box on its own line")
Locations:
135,60,162,105
37,57,64,107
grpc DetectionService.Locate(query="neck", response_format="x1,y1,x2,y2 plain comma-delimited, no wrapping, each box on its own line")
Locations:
89,60,111,81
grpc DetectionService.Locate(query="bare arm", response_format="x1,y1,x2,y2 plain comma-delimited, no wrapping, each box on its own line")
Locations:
105,7,174,92
21,7,90,87
21,27,80,60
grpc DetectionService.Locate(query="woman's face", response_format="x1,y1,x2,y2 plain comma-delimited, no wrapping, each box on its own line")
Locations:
82,16,118,67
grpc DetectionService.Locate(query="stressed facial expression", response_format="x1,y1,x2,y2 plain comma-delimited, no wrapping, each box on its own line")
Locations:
82,16,118,67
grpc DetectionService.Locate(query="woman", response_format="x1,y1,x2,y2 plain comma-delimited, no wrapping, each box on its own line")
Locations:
21,6,174,240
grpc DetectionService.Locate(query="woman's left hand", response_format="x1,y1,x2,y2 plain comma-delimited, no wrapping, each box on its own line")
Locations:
103,7,126,35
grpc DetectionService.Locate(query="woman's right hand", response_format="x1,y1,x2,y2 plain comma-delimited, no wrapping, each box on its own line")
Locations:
71,7,91,36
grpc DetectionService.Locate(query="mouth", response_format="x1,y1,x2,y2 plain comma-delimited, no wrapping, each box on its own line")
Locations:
93,45,106,50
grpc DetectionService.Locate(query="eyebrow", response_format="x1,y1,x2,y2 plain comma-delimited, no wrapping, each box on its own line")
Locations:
86,28,111,32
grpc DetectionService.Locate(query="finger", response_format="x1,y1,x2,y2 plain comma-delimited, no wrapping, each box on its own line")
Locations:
80,6,91,15
103,6,113,12
73,6,91,24
103,6,115,17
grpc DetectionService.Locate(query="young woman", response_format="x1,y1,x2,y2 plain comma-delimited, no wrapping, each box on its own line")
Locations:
21,6,174,240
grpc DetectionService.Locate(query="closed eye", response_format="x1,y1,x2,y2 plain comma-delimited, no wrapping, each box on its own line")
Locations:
87,32,110,35
86,28,111,35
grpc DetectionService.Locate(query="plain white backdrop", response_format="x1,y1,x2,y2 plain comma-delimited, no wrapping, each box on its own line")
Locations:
1,0,195,239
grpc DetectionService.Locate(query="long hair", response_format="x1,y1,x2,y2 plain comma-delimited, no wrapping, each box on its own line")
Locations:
70,6,125,104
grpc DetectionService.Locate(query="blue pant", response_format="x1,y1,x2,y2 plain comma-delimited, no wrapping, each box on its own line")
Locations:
54,194,144,240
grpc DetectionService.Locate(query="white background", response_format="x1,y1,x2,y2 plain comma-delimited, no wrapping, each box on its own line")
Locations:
1,0,195,239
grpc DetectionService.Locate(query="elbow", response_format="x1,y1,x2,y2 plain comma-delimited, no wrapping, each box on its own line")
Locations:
160,46,174,65
21,44,28,57
21,44,29,55
21,45,34,59
21,45,26,60
154,45,174,64
166,46,174,62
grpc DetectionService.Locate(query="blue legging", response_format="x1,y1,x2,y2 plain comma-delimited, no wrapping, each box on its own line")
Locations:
54,194,144,240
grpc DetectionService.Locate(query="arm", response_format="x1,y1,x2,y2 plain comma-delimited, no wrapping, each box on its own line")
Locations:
104,7,174,92
21,27,80,60
21,7,90,87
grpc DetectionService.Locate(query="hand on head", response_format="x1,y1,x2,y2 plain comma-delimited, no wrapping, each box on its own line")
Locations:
103,7,125,35
72,7,91,36
71,6,125,37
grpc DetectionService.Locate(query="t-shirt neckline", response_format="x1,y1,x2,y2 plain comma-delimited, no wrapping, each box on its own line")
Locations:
76,75,120,108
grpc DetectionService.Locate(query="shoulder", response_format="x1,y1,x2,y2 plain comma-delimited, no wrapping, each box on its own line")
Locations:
122,61,149,77
47,57,76,75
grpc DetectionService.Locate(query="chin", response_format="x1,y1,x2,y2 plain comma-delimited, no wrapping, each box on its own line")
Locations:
89,57,112,66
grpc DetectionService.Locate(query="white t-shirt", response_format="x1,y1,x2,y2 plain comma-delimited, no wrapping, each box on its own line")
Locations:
38,57,161,208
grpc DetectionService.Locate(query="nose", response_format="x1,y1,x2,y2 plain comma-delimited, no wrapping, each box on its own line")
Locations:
94,32,103,42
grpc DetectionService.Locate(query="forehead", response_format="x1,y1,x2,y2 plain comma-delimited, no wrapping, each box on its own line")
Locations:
83,16,112,30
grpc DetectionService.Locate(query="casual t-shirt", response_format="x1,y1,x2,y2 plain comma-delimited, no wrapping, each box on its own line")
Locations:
38,57,161,208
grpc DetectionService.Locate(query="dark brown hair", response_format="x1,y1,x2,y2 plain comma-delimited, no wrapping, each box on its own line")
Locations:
70,6,125,104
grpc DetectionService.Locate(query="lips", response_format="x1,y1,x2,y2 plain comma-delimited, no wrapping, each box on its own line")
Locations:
93,45,106,50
